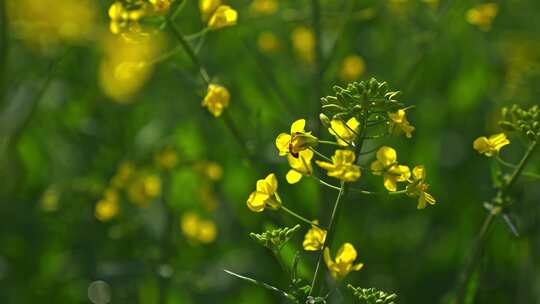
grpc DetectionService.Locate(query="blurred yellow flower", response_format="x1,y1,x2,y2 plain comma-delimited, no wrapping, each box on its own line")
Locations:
303,220,327,251
339,55,365,82
127,174,161,207
198,185,219,211
370,146,410,192
99,33,163,102
406,166,437,209
388,108,415,138
40,186,60,212
194,161,223,180
466,3,498,31
149,0,173,14
181,212,217,244
316,150,361,182
95,189,120,222
276,119,318,157
329,117,360,146
111,161,136,188
202,84,230,117
250,0,279,15
199,0,222,21
257,31,281,54
246,173,282,212
473,133,510,157
291,27,315,63
108,1,146,35
286,149,314,184
208,5,238,30
7,0,97,49
154,147,179,170
324,243,364,280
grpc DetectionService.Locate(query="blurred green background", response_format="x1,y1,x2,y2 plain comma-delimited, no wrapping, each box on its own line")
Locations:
1,0,539,303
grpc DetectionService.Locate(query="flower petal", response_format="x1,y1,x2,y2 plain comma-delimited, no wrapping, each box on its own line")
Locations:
377,146,397,167
335,242,357,264
286,169,303,184
276,133,291,156
290,119,306,133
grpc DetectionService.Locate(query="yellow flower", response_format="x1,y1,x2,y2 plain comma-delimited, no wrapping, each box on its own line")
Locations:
466,3,498,31
199,0,222,21
339,55,365,82
149,0,173,14
127,174,161,207
291,26,315,63
473,133,510,157
328,117,360,146
193,161,223,180
275,119,318,157
154,147,179,170
108,1,146,35
406,166,437,209
316,150,361,182
257,31,281,54
111,161,136,188
202,84,230,117
324,243,364,280
95,189,120,222
388,109,415,138
99,33,163,102
286,149,314,184
250,0,278,15
246,173,282,212
370,146,411,192
303,220,327,251
208,5,238,30
8,0,97,49
181,212,217,244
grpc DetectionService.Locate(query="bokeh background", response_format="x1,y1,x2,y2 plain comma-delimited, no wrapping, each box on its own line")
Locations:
1,0,539,303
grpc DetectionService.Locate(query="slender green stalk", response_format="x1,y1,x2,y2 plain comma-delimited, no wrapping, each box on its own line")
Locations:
310,147,332,162
280,205,322,228
455,141,538,304
310,0,323,127
166,19,211,85
496,155,540,179
318,140,340,146
308,181,346,296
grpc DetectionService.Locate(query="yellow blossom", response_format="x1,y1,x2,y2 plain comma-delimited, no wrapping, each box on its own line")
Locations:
149,0,173,14
328,117,360,146
202,84,230,117
473,133,510,157
388,109,415,138
406,166,437,209
466,3,498,31
99,32,163,102
199,0,222,21
208,5,238,30
7,0,97,50
291,27,315,63
111,161,136,188
246,173,282,212
286,149,314,184
193,161,223,180
316,150,361,182
108,1,146,35
370,146,410,192
257,31,281,54
324,243,364,280
127,174,161,207
154,147,179,170
250,0,279,15
303,220,327,251
339,55,366,82
95,189,120,222
198,185,219,211
275,119,318,157
181,212,217,244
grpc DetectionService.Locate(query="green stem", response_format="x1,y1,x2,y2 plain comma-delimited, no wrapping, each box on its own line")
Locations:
0,0,7,107
222,111,257,166
308,181,346,296
309,147,332,162
310,0,323,128
318,140,340,146
455,140,538,304
159,0,188,30
280,205,321,228
166,18,211,85
496,155,540,179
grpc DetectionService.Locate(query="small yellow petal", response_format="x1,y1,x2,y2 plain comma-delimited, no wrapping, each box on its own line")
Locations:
286,170,303,184
276,133,292,156
290,119,306,133
376,146,397,167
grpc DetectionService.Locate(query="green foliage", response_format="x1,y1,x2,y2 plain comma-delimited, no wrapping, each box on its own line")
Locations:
249,224,301,251
347,285,398,304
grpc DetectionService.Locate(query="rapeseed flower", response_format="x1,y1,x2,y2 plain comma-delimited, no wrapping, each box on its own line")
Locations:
329,117,360,146
370,146,410,191
208,5,238,30
246,173,282,212
202,84,230,117
275,119,318,157
466,3,498,31
316,150,361,182
303,220,327,251
473,133,510,157
339,55,366,82
324,243,364,279
286,149,314,184
181,212,217,244
406,166,437,209
388,109,415,138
